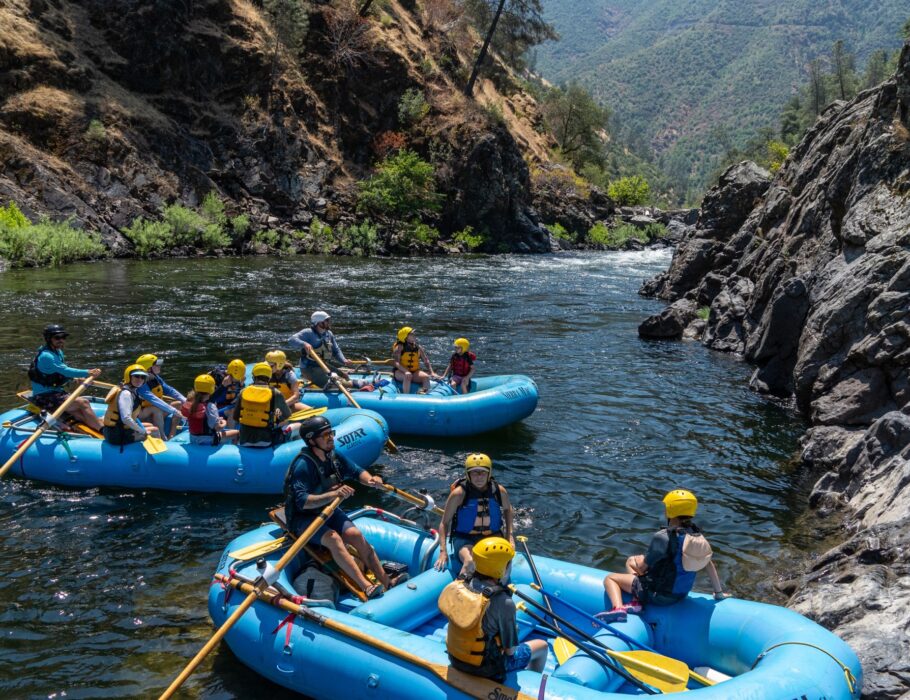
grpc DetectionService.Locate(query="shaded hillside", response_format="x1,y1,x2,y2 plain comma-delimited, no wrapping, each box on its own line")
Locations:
0,0,562,257
536,0,907,201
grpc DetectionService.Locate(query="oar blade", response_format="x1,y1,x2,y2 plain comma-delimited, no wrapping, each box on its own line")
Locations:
228,537,288,561
143,436,168,454
289,406,328,421
553,636,578,664
613,649,690,693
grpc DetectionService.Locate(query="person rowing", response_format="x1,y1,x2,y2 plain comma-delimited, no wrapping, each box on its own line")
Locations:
288,310,355,389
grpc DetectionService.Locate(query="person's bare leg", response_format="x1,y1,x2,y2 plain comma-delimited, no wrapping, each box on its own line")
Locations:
321,531,374,592
604,572,635,609
343,528,391,588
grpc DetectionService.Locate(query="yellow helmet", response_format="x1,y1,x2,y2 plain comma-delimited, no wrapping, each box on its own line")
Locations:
397,326,414,343
454,338,470,351
194,374,216,394
464,453,492,472
472,537,515,579
136,353,159,370
252,362,273,379
123,363,149,382
265,350,287,365
227,359,246,381
663,489,698,519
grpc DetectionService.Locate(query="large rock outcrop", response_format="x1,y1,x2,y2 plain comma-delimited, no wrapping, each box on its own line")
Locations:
640,42,910,697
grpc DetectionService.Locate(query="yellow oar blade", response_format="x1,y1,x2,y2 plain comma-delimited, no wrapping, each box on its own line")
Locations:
228,537,288,561
611,649,690,693
289,406,328,421
143,436,168,454
553,636,578,664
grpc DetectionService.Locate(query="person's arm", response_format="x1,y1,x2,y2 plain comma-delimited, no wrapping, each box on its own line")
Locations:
499,486,514,546
705,560,729,599
420,348,436,376
136,383,179,415
434,488,464,570
158,377,186,403
38,352,91,379
288,328,315,353
641,530,670,574
442,356,453,379
274,391,292,423
286,370,300,396
205,403,220,430
498,598,520,655
118,392,146,436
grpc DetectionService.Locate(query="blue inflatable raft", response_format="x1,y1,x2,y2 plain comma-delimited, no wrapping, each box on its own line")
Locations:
208,508,861,699
0,405,388,494
297,373,540,436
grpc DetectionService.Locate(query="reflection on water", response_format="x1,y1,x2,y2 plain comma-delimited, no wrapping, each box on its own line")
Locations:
0,251,805,697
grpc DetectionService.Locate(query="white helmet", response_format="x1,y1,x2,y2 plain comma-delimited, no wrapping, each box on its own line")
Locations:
311,310,331,325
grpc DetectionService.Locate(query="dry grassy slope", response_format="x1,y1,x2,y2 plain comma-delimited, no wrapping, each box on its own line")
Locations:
0,0,557,252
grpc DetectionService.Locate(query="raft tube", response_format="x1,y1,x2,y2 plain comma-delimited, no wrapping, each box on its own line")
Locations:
0,405,388,493
209,510,862,699
297,373,540,436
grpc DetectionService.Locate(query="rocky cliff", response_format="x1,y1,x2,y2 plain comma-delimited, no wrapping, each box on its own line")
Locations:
0,0,555,254
639,42,910,698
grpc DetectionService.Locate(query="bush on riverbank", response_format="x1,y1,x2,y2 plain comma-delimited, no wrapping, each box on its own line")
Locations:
0,202,107,267
586,221,666,248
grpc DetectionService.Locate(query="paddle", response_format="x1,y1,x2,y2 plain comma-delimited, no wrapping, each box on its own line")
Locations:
510,587,690,693
142,435,168,455
0,377,96,480
531,583,715,687
159,496,344,699
213,573,537,700
376,482,445,517
515,536,577,664
307,348,399,453
289,406,328,421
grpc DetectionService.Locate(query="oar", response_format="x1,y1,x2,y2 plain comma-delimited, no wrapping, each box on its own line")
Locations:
514,601,657,695
142,435,168,454
289,406,328,421
531,583,715,687
376,482,445,517
510,587,689,693
307,348,398,453
0,377,96,480
214,573,536,700
159,496,343,699
351,357,394,366
228,536,290,561
515,536,577,664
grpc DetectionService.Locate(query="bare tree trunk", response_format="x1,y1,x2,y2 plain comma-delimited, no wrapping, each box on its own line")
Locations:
465,0,507,97
358,0,374,17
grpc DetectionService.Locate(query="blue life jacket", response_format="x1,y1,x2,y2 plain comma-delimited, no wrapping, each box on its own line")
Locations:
452,477,503,537
641,526,698,599
27,346,69,390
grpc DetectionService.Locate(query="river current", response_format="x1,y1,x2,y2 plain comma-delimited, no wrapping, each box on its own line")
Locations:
0,251,809,697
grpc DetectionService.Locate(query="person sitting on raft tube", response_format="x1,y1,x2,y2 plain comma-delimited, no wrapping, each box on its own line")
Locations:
27,324,103,431
439,537,548,681
284,415,407,599
232,362,299,448
435,454,514,578
392,326,437,394
180,374,239,446
209,359,246,425
288,310,356,389
102,364,161,446
442,337,476,394
134,353,185,441
265,349,311,414
600,489,730,622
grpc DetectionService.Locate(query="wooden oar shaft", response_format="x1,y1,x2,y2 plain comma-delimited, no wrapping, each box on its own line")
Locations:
0,377,95,480
380,483,445,517
158,497,343,700
214,574,536,700
307,349,398,453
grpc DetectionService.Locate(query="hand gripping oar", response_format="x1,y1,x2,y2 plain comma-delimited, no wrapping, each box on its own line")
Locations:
530,583,715,687
159,496,343,699
377,482,445,517
515,536,577,664
509,586,689,693
213,574,537,700
307,348,399,453
0,376,96,480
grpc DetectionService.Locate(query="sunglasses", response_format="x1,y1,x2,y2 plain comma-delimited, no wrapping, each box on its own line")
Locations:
52,334,68,340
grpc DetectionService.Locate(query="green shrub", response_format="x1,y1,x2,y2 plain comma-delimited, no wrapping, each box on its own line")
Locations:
398,88,430,126
643,222,666,240
201,191,228,228
767,141,790,173
607,176,650,206
403,221,439,245
357,150,440,218
338,221,380,255
697,306,710,321
230,214,251,238
453,226,485,251
0,214,107,267
586,222,648,248
123,218,174,257
482,101,505,126
251,229,283,249
161,203,230,249
546,222,575,242
84,119,107,143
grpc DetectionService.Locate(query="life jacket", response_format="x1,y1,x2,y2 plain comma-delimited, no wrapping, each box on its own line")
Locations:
393,341,420,372
639,526,700,599
27,347,69,389
284,448,345,525
215,378,243,408
140,374,166,408
181,399,215,438
452,477,503,537
314,337,334,362
450,351,476,377
237,384,276,428
270,365,297,402
103,384,140,429
439,577,507,678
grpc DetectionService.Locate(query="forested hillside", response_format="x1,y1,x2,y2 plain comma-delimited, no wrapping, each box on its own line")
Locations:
536,0,907,202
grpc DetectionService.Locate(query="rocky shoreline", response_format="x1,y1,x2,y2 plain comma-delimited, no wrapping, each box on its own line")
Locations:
638,43,910,699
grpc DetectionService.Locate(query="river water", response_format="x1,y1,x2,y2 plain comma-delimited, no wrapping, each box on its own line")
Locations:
0,251,809,698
